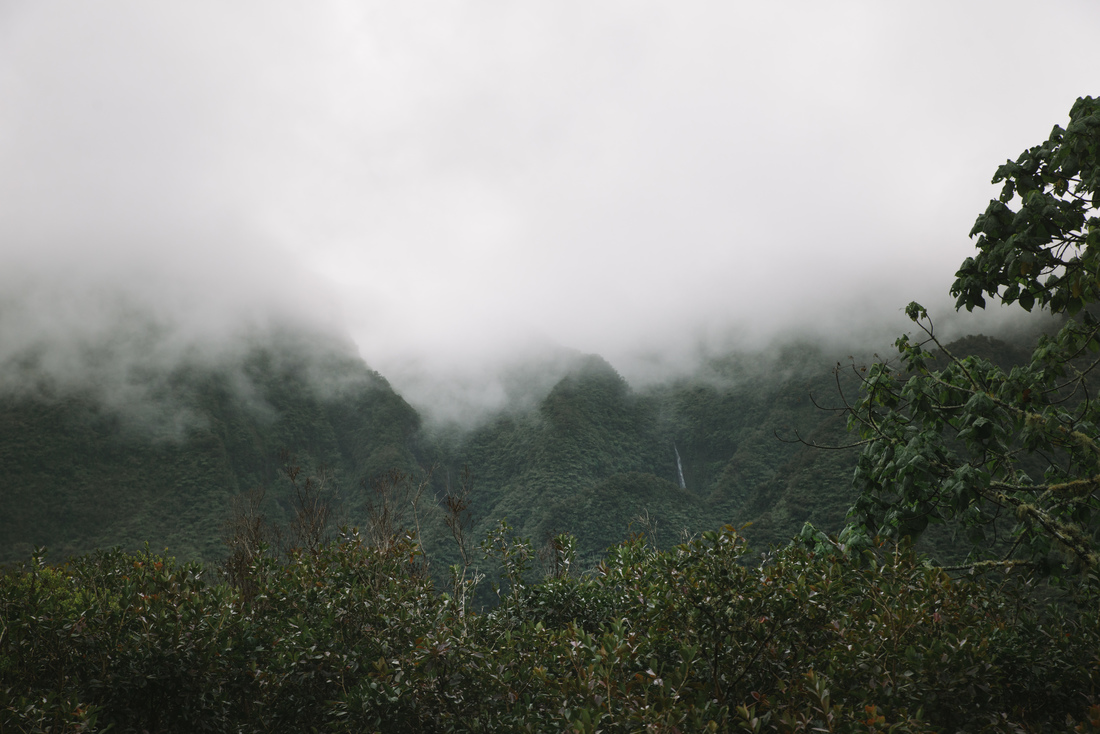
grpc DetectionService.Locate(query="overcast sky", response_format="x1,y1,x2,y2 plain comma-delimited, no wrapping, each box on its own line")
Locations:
1,2,1098,418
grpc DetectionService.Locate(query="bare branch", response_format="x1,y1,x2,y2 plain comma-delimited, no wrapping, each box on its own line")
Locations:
774,427,870,450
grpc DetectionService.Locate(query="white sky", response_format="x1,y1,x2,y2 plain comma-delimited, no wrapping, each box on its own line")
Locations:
1,2,1098,417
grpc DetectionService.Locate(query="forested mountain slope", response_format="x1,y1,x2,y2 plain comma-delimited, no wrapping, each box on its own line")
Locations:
435,345,863,563
0,337,421,564
0,330,1036,568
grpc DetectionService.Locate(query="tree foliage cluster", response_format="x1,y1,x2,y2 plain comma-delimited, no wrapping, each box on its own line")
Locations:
4,524,1100,733
846,96,1100,575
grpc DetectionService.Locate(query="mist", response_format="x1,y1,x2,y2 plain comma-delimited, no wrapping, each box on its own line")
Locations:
1,2,1096,426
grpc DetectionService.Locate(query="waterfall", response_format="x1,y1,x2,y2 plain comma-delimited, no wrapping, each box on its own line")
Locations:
673,443,686,490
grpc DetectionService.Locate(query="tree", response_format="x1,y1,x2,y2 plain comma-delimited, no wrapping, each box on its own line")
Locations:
845,96,1100,574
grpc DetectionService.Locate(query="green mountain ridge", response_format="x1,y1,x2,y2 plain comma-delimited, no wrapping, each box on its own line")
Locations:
0,338,421,564
0,328,1038,568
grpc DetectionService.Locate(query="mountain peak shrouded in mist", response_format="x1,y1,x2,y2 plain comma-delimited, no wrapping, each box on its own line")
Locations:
0,229,364,438
543,354,628,405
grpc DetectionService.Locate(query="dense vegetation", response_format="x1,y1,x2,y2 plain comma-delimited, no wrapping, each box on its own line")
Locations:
846,96,1100,575
4,526,1099,732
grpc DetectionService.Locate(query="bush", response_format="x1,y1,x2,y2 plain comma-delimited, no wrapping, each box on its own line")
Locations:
3,528,1098,732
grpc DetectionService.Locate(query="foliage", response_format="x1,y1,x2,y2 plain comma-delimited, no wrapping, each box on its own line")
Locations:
4,526,1100,732
847,97,1100,574
955,97,1100,317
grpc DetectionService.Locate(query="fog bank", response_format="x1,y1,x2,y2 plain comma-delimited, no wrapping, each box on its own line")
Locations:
1,2,1096,424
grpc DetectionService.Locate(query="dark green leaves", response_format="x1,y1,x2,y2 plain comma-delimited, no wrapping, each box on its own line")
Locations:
953,97,1100,315
6,532,1100,732
847,98,1100,575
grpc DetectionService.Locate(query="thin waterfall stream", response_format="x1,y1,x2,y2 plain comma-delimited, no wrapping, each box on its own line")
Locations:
673,443,686,489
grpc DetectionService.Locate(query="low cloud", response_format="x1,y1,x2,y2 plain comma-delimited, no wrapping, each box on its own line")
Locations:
0,2,1094,426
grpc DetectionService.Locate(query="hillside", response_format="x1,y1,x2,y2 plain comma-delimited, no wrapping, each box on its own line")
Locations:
0,329,1041,569
0,335,421,564
435,345,862,566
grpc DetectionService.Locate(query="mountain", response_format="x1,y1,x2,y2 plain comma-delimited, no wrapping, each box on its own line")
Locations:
433,345,862,564
1,327,1038,569
0,334,421,564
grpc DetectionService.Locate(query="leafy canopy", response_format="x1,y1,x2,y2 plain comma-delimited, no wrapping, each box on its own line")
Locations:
955,96,1100,315
847,96,1100,574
